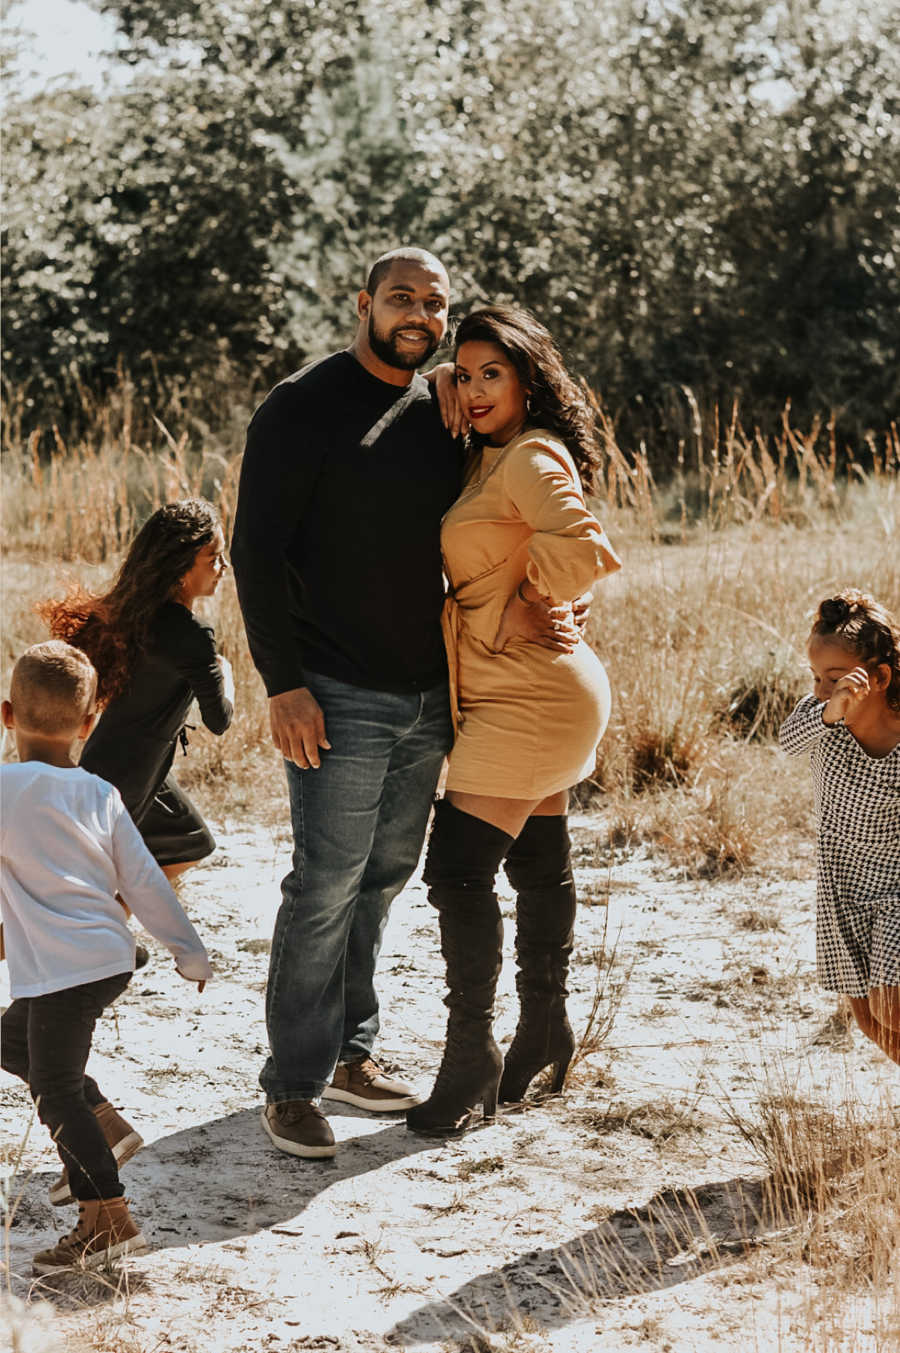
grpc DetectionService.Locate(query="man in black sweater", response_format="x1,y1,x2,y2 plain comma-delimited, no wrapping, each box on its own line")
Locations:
232,249,462,1158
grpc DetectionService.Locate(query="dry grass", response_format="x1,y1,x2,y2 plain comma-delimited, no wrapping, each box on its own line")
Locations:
722,1070,900,1349
485,1069,899,1352
586,432,899,874
567,905,630,1084
2,374,899,853
580,1094,708,1145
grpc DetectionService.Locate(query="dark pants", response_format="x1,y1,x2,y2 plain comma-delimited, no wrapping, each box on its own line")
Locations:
1,971,131,1200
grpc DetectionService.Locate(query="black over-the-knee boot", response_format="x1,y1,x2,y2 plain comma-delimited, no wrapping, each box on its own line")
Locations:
499,814,577,1102
406,800,513,1137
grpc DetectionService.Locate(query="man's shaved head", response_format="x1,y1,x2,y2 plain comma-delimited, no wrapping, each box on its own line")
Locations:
9,641,97,737
365,248,449,298
355,247,450,374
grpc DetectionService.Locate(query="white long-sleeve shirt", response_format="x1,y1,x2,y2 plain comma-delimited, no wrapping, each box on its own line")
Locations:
0,761,212,998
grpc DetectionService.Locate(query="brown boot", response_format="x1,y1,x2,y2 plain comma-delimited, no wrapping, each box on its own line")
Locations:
32,1196,147,1274
49,1102,144,1207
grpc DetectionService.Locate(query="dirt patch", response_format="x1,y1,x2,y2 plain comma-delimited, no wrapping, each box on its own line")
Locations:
2,812,894,1351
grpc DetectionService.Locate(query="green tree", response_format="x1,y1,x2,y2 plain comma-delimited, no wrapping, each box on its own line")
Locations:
4,0,897,447
716,3,900,430
1,75,290,404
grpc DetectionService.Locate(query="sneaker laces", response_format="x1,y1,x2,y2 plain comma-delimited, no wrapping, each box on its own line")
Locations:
56,1206,91,1247
278,1100,321,1125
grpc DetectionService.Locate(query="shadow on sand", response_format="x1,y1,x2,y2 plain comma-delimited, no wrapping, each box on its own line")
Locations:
7,1103,437,1310
386,1172,776,1345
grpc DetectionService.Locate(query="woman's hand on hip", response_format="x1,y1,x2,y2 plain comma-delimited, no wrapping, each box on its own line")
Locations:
492,590,579,653
269,687,332,768
571,590,593,634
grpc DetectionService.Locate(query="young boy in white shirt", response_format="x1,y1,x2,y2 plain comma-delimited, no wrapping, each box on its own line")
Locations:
1,641,213,1274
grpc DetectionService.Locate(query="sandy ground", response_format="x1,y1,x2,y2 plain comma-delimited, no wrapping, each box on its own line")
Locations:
1,811,895,1352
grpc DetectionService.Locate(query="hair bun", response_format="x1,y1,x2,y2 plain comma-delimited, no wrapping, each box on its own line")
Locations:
820,597,850,625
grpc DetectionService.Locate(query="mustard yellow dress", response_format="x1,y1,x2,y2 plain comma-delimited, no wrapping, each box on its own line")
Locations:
441,428,622,799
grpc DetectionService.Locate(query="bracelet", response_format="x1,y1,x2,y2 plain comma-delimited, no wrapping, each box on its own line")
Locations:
517,581,534,604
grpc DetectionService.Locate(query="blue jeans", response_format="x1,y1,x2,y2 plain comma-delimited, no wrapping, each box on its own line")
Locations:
260,670,452,1102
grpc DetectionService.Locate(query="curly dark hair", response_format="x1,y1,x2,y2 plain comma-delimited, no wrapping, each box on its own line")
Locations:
811,588,900,714
37,499,221,705
453,306,601,491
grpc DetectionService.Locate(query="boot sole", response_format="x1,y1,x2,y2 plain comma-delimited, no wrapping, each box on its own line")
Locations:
406,1120,475,1138
321,1087,422,1112
260,1108,337,1159
49,1131,145,1207
32,1231,149,1274
406,1107,498,1138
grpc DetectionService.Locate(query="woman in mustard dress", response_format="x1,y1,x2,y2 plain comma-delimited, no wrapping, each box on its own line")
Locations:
408,306,621,1136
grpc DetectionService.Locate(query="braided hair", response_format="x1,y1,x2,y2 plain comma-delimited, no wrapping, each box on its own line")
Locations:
38,499,221,706
811,589,900,714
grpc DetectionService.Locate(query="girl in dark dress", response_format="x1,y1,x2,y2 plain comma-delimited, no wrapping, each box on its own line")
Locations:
35,498,231,1208
40,499,234,881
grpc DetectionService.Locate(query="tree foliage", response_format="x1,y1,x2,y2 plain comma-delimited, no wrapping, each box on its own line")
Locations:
3,78,289,394
3,0,897,450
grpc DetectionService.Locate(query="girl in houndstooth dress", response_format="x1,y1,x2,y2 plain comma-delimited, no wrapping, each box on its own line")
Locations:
779,590,900,1065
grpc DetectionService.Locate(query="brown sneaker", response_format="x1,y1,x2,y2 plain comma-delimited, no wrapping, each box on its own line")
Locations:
260,1100,336,1159
322,1057,422,1112
33,1197,147,1274
49,1102,144,1207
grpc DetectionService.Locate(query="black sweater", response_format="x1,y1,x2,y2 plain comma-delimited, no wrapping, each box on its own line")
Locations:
231,352,462,696
80,602,232,822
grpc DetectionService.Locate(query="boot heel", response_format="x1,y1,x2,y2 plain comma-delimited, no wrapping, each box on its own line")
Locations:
550,1055,572,1094
482,1078,500,1120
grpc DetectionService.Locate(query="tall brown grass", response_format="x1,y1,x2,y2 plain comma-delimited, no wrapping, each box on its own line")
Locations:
2,373,899,857
724,1070,900,1351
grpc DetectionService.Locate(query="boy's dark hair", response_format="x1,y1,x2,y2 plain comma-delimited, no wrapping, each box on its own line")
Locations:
10,641,97,735
812,589,900,713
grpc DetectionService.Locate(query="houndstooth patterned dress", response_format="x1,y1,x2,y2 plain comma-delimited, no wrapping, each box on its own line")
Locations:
780,696,900,995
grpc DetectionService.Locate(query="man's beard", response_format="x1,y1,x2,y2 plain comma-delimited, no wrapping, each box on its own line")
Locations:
367,314,439,370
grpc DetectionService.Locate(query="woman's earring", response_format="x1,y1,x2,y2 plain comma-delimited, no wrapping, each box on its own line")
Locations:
525,393,533,414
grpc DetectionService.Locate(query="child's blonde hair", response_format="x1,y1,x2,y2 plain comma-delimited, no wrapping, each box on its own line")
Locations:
811,589,900,713
10,641,97,736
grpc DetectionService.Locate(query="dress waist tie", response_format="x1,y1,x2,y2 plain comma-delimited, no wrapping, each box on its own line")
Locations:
441,591,463,733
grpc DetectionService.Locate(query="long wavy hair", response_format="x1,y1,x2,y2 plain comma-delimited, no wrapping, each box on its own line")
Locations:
38,499,221,705
453,306,600,491
811,589,900,714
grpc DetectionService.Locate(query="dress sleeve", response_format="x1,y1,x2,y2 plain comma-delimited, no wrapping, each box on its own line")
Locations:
171,613,233,735
230,381,325,697
779,694,830,755
502,437,621,602
110,794,213,981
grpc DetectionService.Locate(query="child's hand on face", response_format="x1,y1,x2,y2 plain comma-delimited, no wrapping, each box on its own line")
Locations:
824,666,870,724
